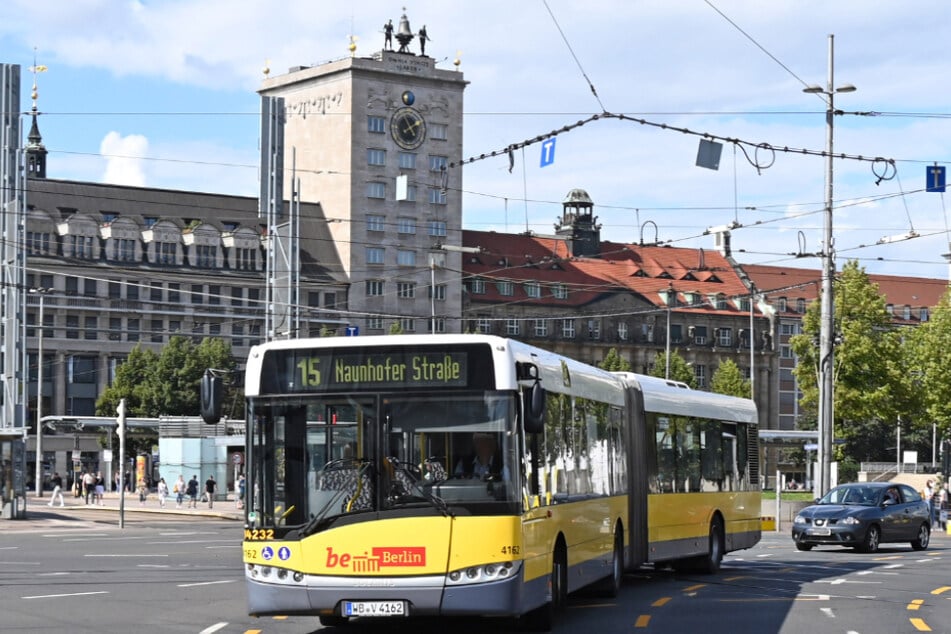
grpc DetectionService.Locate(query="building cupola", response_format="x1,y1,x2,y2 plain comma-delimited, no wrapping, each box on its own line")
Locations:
25,59,47,179
554,188,601,257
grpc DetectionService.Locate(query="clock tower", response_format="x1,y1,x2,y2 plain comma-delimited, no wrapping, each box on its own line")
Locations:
259,14,468,335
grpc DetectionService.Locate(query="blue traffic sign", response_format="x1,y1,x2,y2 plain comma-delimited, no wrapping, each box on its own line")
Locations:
540,138,556,168
927,164,946,192
345,326,359,336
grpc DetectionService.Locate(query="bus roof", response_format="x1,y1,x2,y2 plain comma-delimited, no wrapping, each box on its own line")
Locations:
614,372,758,424
244,335,626,405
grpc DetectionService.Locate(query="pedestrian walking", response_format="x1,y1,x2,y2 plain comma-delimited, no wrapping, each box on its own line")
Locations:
236,474,246,510
47,472,65,507
186,475,199,509
94,471,106,506
205,475,217,509
157,477,169,508
82,471,95,505
173,475,186,509
137,478,148,505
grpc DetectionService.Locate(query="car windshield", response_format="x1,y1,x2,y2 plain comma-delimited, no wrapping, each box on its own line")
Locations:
819,485,878,506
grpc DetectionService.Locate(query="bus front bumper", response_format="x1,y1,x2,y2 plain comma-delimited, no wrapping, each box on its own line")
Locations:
246,567,538,618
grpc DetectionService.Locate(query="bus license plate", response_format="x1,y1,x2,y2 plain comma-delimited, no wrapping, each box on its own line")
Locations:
343,601,407,617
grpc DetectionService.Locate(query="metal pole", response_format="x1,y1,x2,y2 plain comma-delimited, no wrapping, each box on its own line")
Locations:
430,255,436,334
817,34,837,496
665,284,672,379
750,286,755,400
33,292,44,497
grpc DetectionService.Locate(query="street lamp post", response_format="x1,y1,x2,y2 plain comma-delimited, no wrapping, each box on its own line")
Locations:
803,34,855,496
31,288,49,498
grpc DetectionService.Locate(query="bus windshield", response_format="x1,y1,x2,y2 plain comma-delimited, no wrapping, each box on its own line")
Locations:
246,390,520,530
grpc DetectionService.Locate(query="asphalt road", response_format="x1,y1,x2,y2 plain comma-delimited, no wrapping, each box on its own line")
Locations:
2,508,949,634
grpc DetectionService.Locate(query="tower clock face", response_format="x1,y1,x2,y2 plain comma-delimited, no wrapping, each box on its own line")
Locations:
391,107,426,149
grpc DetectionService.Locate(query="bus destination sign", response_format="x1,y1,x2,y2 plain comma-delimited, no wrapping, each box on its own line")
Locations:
265,349,470,393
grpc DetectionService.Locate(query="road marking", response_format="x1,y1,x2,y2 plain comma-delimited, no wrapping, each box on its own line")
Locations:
84,554,169,557
178,580,238,588
683,584,706,592
206,545,232,549
652,597,671,607
38,572,71,576
198,623,228,634
932,587,951,595
820,607,835,618
0,561,41,565
883,563,904,569
634,615,651,628
138,564,171,568
908,599,924,610
909,617,932,631
816,578,881,585
22,590,108,600
0,546,18,550
916,558,933,563
148,539,233,545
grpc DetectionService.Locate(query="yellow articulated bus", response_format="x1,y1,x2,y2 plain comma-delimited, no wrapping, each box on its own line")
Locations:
201,334,760,630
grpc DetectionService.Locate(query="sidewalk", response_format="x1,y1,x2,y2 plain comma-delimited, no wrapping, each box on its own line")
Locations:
25,490,244,521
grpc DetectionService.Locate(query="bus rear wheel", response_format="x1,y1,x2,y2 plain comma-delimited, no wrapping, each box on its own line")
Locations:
698,518,724,574
591,527,623,598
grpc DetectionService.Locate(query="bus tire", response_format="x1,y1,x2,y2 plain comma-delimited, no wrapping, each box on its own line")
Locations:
698,517,724,574
318,615,349,627
519,541,567,632
591,527,623,598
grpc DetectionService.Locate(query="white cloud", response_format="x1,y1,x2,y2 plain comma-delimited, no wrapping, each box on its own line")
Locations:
100,131,148,186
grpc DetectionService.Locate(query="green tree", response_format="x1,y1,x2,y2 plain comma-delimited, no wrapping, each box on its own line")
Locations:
648,351,695,387
789,260,912,462
904,287,951,444
96,345,158,417
389,321,404,335
96,336,237,418
599,348,632,372
710,358,751,398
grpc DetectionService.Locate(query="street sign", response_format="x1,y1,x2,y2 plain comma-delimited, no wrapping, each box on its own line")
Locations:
540,138,556,168
803,443,818,451
345,326,359,336
927,164,946,192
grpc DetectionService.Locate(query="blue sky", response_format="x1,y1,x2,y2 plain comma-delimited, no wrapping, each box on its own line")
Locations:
4,0,951,284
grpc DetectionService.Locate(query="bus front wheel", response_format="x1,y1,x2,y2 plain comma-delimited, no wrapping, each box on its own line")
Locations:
698,518,724,574
520,542,567,631
319,615,349,627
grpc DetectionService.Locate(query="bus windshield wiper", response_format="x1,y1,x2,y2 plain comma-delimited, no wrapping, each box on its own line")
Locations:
298,458,374,537
386,458,453,517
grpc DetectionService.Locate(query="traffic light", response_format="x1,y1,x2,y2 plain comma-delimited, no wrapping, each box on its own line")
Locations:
117,398,126,439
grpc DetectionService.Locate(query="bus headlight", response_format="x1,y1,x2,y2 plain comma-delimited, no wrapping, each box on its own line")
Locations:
446,560,521,586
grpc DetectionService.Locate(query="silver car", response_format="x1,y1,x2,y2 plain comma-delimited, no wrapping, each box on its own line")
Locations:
791,482,931,553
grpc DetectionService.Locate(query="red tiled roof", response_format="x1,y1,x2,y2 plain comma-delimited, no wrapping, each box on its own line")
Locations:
462,230,755,314
743,264,948,309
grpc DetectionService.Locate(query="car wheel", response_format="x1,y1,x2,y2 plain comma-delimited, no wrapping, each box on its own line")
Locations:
795,542,813,551
859,524,881,553
911,522,931,551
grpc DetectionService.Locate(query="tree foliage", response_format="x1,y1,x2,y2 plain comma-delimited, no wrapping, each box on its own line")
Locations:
96,336,238,418
599,348,632,373
648,351,695,387
710,358,751,399
905,287,951,442
789,260,914,462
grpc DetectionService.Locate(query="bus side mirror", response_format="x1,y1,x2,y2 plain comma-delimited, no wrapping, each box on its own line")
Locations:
523,382,546,434
200,370,222,424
